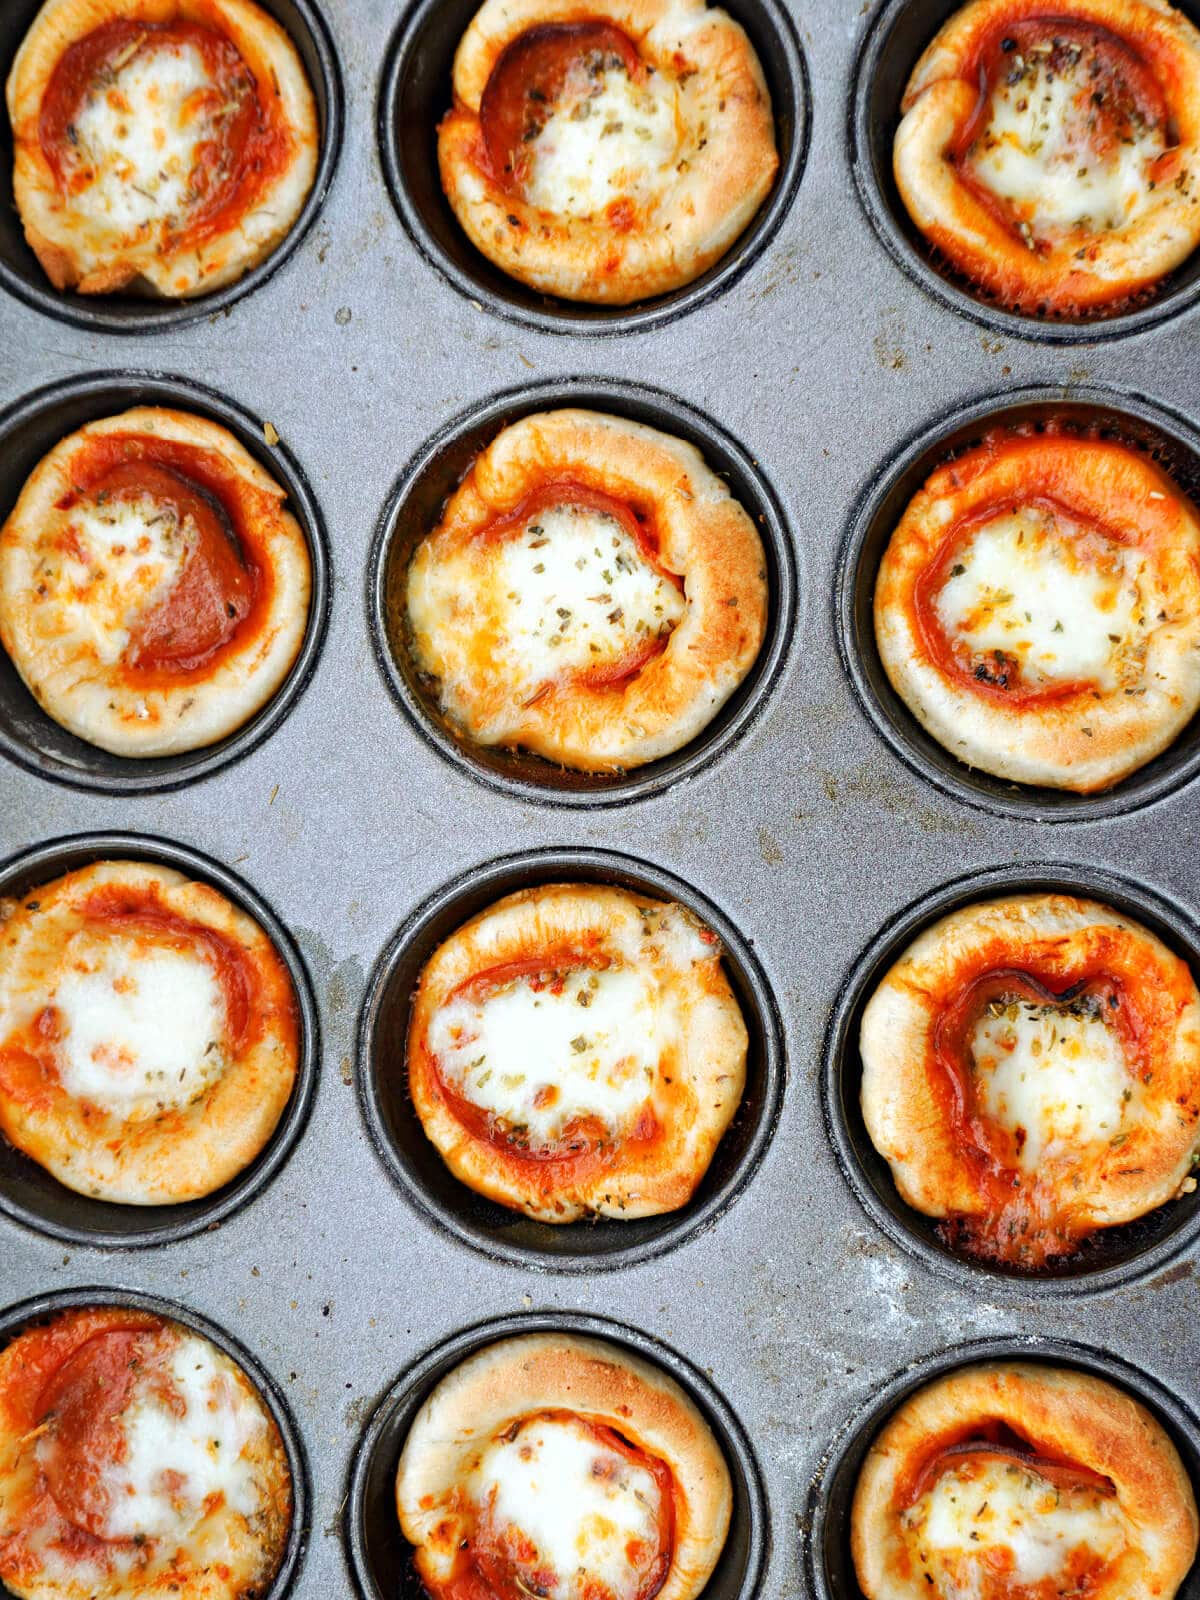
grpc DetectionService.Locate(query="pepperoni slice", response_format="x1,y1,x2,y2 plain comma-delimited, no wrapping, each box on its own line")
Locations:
479,22,644,192
38,19,289,253
85,459,255,675
34,1328,146,1539
903,1422,1116,1508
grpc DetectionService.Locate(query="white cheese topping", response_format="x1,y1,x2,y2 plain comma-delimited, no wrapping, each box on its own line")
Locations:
42,493,190,668
429,965,661,1148
38,1330,266,1544
966,37,1164,241
904,1454,1127,1591
475,1414,664,1600
52,924,228,1114
525,63,680,217
933,507,1145,692
969,998,1133,1169
66,39,238,233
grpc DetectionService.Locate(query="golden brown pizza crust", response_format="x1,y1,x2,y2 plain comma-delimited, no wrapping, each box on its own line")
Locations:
0,860,300,1205
438,0,777,303
8,0,318,299
0,405,311,758
860,893,1200,1245
874,430,1200,791
406,408,767,772
894,0,1200,316
396,1332,732,1600
408,883,748,1221
852,1362,1199,1600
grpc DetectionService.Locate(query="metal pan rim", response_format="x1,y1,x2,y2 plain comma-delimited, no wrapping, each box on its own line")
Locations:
356,845,786,1273
822,858,1200,1297
0,829,320,1249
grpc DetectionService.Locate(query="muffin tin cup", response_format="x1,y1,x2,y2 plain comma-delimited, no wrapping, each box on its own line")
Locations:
822,860,1200,1297
357,846,786,1273
837,383,1200,822
376,0,809,335
850,0,1200,343
0,831,320,1249
367,377,798,807
346,1309,768,1600
0,0,344,334
0,370,331,794
0,1284,311,1599
803,1333,1200,1600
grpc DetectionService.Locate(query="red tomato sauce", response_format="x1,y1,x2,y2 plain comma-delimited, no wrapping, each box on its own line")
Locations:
479,21,644,193
927,952,1144,1266
430,1410,675,1600
911,488,1124,706
56,432,275,684
38,18,293,254
424,951,661,1184
951,16,1177,235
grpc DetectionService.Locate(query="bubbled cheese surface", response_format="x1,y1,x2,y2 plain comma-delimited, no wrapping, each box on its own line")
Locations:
475,1414,664,1600
969,1000,1133,1170
524,64,680,217
50,924,228,1115
43,1332,269,1545
41,493,190,668
965,40,1164,240
66,41,230,232
904,1454,1128,1593
933,508,1146,691
429,965,661,1148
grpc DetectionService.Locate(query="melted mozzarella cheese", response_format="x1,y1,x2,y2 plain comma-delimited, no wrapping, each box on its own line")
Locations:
476,1415,663,1600
430,965,660,1147
966,40,1164,239
969,1000,1132,1169
526,66,679,217
933,508,1145,691
68,41,231,232
52,925,227,1113
38,1331,266,1545
43,494,190,668
905,1456,1127,1590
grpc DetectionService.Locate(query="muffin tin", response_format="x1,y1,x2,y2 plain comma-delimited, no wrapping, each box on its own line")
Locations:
3,0,1200,1598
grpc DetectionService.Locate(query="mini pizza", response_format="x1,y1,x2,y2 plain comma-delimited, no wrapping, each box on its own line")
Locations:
0,1305,292,1600
859,891,1200,1268
407,883,748,1222
851,1361,1199,1600
436,0,778,303
873,424,1200,792
405,409,767,773
396,1332,732,1600
0,406,311,758
7,0,318,300
893,0,1200,318
0,859,299,1205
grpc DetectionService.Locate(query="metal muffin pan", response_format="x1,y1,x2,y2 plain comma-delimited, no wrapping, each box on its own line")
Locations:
0,830,320,1249
0,0,344,333
3,0,1200,1597
0,371,331,794
377,0,810,335
369,377,798,805
346,1310,767,1600
0,1285,311,1600
358,846,785,1271
851,0,1200,342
